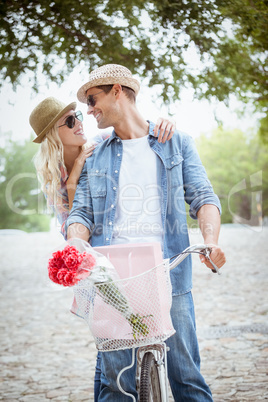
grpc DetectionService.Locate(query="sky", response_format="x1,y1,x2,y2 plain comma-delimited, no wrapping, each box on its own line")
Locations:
0,67,259,145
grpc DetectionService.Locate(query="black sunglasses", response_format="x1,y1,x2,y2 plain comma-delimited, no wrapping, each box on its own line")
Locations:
58,111,83,129
87,90,105,107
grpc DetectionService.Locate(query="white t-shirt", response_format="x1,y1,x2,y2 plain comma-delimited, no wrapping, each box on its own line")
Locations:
111,135,163,245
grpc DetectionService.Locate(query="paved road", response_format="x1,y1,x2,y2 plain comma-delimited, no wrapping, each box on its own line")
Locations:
0,225,267,401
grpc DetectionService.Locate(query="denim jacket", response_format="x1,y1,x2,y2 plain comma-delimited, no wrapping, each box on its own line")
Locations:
66,121,221,295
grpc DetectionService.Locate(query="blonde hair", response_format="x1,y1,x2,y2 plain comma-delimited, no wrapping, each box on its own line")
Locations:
34,124,68,212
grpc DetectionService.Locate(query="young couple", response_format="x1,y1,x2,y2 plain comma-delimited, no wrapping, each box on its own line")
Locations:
30,64,226,401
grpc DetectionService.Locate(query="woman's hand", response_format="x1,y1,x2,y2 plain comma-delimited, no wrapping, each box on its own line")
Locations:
72,144,95,174
154,117,176,143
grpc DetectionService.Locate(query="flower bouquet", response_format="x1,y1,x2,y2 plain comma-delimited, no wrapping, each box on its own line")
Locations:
47,238,150,341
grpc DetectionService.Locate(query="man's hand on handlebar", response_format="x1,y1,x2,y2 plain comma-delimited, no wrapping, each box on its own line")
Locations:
200,245,226,272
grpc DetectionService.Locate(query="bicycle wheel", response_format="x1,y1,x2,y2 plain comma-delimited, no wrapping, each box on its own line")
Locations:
139,352,162,402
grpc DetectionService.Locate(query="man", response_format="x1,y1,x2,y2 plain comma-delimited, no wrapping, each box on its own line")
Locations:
66,64,226,401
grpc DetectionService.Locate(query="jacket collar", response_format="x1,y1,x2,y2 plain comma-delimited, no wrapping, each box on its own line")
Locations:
106,121,156,146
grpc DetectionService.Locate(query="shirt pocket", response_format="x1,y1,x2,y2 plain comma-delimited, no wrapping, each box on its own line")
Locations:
165,153,184,188
89,169,107,197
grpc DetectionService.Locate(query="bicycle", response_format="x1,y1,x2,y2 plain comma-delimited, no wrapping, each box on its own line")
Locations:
134,243,220,402
73,242,220,401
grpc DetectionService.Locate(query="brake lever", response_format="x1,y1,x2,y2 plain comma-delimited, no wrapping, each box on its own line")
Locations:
203,248,221,275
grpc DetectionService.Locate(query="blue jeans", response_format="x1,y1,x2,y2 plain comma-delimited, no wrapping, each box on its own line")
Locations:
94,352,102,402
97,292,213,401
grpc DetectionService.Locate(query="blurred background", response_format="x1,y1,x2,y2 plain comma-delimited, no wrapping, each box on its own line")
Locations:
0,0,267,233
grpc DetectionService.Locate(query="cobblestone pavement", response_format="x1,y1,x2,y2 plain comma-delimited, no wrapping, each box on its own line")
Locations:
0,225,267,401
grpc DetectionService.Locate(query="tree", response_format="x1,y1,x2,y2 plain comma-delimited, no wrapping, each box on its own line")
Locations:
0,133,51,232
0,0,267,118
196,128,268,224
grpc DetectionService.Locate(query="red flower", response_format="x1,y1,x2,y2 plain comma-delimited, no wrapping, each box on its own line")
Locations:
64,271,79,286
64,254,82,270
57,268,68,282
62,245,83,270
47,244,95,286
80,252,96,271
62,245,79,259
49,250,64,269
48,267,60,284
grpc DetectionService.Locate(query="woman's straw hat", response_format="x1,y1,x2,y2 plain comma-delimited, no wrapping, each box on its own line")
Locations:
77,64,140,104
30,97,76,143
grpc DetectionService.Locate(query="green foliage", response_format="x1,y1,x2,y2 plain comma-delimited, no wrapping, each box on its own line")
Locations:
196,128,268,224
0,133,51,232
0,0,267,116
194,1,268,106
258,114,268,145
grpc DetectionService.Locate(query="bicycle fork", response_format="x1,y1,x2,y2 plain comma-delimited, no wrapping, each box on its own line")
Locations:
136,343,169,401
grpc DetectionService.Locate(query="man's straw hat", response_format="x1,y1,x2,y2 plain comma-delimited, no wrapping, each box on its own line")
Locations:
30,97,76,143
77,64,140,104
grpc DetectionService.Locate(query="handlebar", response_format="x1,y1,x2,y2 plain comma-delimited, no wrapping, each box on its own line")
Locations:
169,243,220,275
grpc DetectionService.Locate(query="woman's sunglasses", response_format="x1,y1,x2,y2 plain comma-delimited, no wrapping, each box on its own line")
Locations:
58,111,83,129
87,90,105,107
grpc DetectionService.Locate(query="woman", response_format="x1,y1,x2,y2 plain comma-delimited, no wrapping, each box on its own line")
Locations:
30,97,93,236
29,96,176,400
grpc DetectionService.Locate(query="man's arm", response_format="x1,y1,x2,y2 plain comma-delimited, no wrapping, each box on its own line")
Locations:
67,223,90,241
197,204,226,270
65,160,95,240
179,134,225,270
